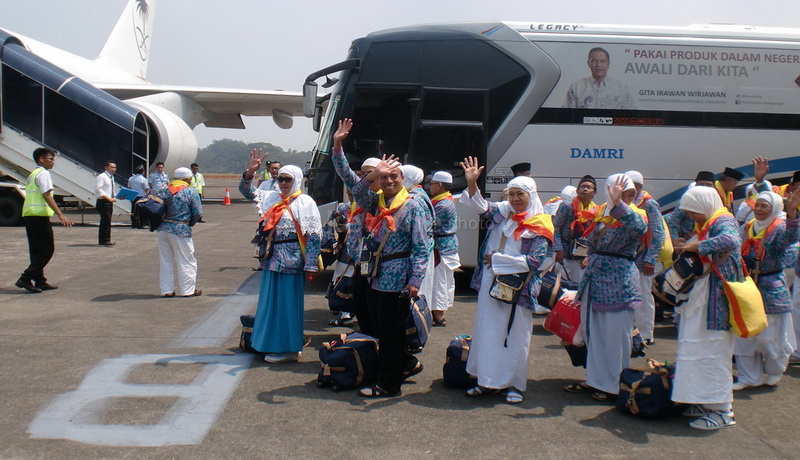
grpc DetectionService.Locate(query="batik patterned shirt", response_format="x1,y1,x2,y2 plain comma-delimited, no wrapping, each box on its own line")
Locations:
465,193,550,312
697,214,744,331
351,178,430,292
579,202,647,311
636,196,666,269
740,218,799,314
433,197,459,256
155,186,203,237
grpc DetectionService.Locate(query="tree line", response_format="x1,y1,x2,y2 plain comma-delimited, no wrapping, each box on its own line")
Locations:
195,139,313,174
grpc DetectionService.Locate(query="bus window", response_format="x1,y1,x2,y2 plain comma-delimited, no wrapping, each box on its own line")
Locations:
409,89,487,193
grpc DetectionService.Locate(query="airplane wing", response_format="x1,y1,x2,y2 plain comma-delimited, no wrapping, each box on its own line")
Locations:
97,83,304,128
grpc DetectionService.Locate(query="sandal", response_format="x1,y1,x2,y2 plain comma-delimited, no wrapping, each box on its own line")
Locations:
432,318,447,327
505,389,523,404
181,290,202,297
329,318,355,327
358,385,401,398
591,391,615,403
689,411,736,431
563,382,591,393
465,386,500,397
402,362,424,379
162,292,176,298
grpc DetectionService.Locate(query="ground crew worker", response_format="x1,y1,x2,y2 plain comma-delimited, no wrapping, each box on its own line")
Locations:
16,148,73,293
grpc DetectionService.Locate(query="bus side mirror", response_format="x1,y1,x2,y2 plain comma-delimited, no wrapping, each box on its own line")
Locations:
303,81,318,118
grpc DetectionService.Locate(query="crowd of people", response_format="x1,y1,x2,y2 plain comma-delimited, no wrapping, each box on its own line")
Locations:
16,137,800,432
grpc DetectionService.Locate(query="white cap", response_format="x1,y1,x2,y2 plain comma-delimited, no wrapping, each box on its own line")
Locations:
624,170,644,185
174,167,192,179
361,157,381,169
432,171,453,183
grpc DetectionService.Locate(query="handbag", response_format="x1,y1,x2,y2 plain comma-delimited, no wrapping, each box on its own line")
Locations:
488,233,532,305
652,251,704,307
543,290,581,344
709,256,767,338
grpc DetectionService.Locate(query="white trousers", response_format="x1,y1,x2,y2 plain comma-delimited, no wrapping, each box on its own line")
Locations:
158,231,197,296
634,271,656,340
792,283,800,360
431,255,458,311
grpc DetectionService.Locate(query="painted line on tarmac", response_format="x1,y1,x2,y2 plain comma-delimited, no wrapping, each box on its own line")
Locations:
167,273,261,348
28,273,262,447
28,354,252,447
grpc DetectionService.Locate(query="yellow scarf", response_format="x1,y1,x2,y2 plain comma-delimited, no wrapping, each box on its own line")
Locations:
369,186,410,232
715,181,733,209
510,213,555,241
696,207,733,240
431,191,454,206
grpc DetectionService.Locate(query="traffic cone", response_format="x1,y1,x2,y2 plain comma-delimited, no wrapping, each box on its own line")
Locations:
222,188,232,205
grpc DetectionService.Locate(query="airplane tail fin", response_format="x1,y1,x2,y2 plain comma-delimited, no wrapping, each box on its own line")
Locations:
95,0,156,81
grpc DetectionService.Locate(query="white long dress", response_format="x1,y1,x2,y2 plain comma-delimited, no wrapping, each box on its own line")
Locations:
671,275,736,404
465,215,534,392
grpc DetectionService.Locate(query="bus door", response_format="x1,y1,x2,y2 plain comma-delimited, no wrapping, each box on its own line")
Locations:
407,88,488,194
407,88,489,269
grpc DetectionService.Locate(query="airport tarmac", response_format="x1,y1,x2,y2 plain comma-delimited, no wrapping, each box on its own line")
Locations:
2,177,800,459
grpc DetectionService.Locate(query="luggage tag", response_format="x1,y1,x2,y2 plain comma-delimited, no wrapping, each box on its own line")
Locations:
571,238,589,258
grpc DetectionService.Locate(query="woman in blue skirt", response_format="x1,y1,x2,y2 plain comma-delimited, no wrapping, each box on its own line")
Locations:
249,164,322,363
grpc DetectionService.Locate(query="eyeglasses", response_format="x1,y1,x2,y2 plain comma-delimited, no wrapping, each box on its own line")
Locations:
276,176,294,183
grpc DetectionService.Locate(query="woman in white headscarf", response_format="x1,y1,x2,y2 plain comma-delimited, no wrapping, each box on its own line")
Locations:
670,186,743,430
734,191,800,390
250,165,322,363
459,156,553,404
563,174,647,402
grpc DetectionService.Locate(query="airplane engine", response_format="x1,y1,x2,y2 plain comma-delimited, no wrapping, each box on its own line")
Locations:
125,97,199,174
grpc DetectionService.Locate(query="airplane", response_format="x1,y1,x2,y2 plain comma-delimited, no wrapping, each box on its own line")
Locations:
0,0,303,182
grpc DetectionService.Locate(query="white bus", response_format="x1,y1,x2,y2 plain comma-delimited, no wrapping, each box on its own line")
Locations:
303,21,800,267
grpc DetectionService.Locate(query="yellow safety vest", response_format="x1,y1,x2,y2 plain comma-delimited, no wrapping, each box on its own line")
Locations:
22,167,54,217
191,173,204,194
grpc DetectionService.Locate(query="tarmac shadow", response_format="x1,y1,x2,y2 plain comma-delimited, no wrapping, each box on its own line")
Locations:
256,379,369,408
91,293,164,301
67,243,105,247
579,407,715,442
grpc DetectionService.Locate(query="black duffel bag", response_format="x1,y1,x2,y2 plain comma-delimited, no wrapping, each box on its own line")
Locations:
616,359,680,418
538,268,579,308
443,335,478,388
317,332,379,391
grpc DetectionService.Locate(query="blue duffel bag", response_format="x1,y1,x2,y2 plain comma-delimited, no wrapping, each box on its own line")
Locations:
615,359,679,418
317,332,379,391
405,295,432,354
443,335,478,388
239,315,256,352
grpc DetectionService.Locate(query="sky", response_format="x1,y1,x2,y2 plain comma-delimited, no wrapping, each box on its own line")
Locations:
3,0,800,152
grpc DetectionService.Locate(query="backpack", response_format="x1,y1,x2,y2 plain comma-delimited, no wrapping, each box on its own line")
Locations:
135,184,187,232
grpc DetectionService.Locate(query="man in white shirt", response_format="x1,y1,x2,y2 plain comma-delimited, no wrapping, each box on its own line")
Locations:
258,160,282,192
16,148,73,293
564,47,635,109
95,161,117,246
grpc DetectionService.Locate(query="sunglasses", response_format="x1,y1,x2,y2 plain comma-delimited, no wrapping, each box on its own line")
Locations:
276,176,294,183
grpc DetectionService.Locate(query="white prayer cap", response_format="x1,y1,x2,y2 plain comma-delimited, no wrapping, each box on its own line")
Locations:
432,171,453,183
174,167,192,179
624,170,644,185
361,157,380,169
